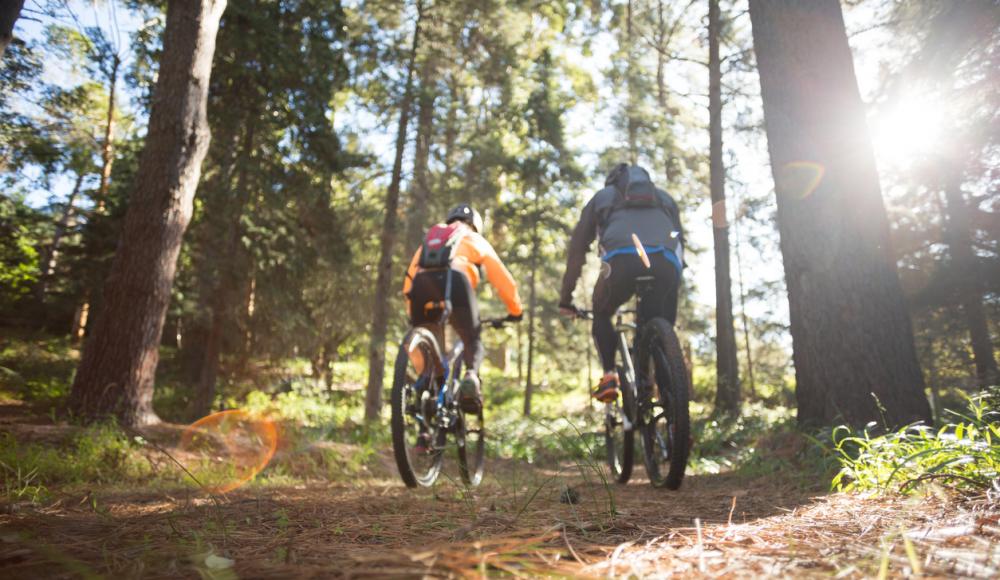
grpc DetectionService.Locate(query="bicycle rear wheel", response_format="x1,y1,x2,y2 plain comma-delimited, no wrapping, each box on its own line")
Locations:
391,328,446,488
636,318,690,490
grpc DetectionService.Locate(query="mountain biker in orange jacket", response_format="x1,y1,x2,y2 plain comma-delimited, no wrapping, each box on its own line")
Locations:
559,164,685,402
403,204,524,413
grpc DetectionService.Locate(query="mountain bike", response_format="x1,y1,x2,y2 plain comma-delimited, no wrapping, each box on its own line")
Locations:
572,275,691,489
391,302,509,488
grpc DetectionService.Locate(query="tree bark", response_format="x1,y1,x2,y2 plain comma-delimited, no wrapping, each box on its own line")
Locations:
709,0,741,417
69,0,228,427
0,0,24,60
733,198,756,399
38,171,84,300
365,0,425,422
655,0,667,109
523,204,540,417
942,176,999,387
192,120,255,419
625,0,638,163
405,58,437,253
438,74,459,195
748,0,931,427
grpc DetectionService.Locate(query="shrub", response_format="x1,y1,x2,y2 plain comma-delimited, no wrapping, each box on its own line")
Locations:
832,391,1000,494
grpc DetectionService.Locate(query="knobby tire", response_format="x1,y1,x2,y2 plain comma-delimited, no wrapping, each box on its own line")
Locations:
391,328,445,488
637,318,690,490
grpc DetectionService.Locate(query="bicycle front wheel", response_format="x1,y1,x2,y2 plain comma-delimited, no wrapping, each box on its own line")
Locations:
604,366,635,484
391,328,446,488
636,318,690,490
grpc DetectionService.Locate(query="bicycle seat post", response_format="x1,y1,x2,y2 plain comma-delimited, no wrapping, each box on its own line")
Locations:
635,275,656,323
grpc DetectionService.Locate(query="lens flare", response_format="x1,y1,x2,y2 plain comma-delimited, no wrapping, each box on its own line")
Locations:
407,335,426,374
631,233,651,269
779,161,826,200
179,410,278,494
870,95,945,167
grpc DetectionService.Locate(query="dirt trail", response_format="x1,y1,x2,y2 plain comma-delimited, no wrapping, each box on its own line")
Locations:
1,404,997,578
3,451,998,579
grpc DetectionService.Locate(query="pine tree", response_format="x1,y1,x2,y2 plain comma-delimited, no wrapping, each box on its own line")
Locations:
69,0,228,426
748,0,931,427
709,0,741,416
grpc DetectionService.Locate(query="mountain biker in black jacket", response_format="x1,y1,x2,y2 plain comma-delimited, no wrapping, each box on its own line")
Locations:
559,164,685,402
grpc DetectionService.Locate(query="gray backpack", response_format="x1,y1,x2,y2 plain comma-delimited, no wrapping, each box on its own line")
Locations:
599,164,677,228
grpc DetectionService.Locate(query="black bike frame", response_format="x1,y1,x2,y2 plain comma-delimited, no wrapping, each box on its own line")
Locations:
417,268,503,426
609,275,661,432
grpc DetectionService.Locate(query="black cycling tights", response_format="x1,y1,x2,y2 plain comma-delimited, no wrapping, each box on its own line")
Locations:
408,269,484,374
591,253,680,373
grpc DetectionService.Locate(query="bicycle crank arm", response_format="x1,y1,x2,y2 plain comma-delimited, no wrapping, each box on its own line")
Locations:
608,402,635,432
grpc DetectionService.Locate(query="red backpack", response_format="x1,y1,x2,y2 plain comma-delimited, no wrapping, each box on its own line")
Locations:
418,222,467,269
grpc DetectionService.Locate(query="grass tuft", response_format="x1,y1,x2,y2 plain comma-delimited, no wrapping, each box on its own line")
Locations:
831,389,1000,495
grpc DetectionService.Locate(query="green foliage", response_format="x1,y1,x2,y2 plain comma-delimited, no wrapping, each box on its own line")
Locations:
0,204,40,301
831,391,1000,494
0,331,76,408
0,423,151,500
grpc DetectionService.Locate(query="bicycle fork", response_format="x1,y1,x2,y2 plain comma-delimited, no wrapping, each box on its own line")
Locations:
617,333,636,433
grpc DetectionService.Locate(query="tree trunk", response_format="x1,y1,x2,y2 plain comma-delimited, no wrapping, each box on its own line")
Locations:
405,58,437,252
748,0,931,427
625,0,638,163
96,55,121,213
733,198,756,399
192,120,255,419
365,0,425,422
655,0,667,109
942,176,999,387
709,0,741,417
69,0,228,427
516,314,524,383
438,75,459,196
924,337,941,423
523,206,540,417
71,299,89,343
0,0,24,59
38,171,84,300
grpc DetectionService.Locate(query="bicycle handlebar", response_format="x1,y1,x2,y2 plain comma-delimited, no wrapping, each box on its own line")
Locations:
565,306,594,320
565,306,637,321
481,316,517,329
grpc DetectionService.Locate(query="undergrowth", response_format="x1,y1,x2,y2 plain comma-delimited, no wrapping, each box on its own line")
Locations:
0,423,153,501
0,333,864,502
832,389,1000,495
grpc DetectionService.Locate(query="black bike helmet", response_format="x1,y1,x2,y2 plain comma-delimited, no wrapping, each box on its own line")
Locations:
445,203,483,233
605,162,629,187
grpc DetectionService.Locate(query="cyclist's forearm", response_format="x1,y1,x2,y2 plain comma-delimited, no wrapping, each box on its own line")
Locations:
560,202,597,304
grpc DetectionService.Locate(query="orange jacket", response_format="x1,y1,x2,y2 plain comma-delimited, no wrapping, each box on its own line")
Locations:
403,224,524,318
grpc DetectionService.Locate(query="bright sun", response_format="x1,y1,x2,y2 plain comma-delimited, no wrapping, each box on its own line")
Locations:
870,95,946,168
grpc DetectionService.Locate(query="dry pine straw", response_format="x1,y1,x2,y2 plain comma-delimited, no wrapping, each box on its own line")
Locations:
1,464,998,579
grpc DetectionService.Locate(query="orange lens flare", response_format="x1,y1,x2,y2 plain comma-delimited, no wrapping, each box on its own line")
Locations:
179,410,278,494
631,233,651,269
407,336,426,374
779,161,826,200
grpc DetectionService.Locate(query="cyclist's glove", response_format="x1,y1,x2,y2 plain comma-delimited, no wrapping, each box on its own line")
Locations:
505,313,523,323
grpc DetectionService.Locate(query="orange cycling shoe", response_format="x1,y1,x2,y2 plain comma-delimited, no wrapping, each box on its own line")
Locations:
593,372,619,402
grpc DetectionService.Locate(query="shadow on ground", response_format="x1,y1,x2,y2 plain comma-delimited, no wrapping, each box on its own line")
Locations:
1,447,828,578
2,404,996,578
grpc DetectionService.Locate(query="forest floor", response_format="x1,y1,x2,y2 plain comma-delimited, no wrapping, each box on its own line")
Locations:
1,398,998,579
